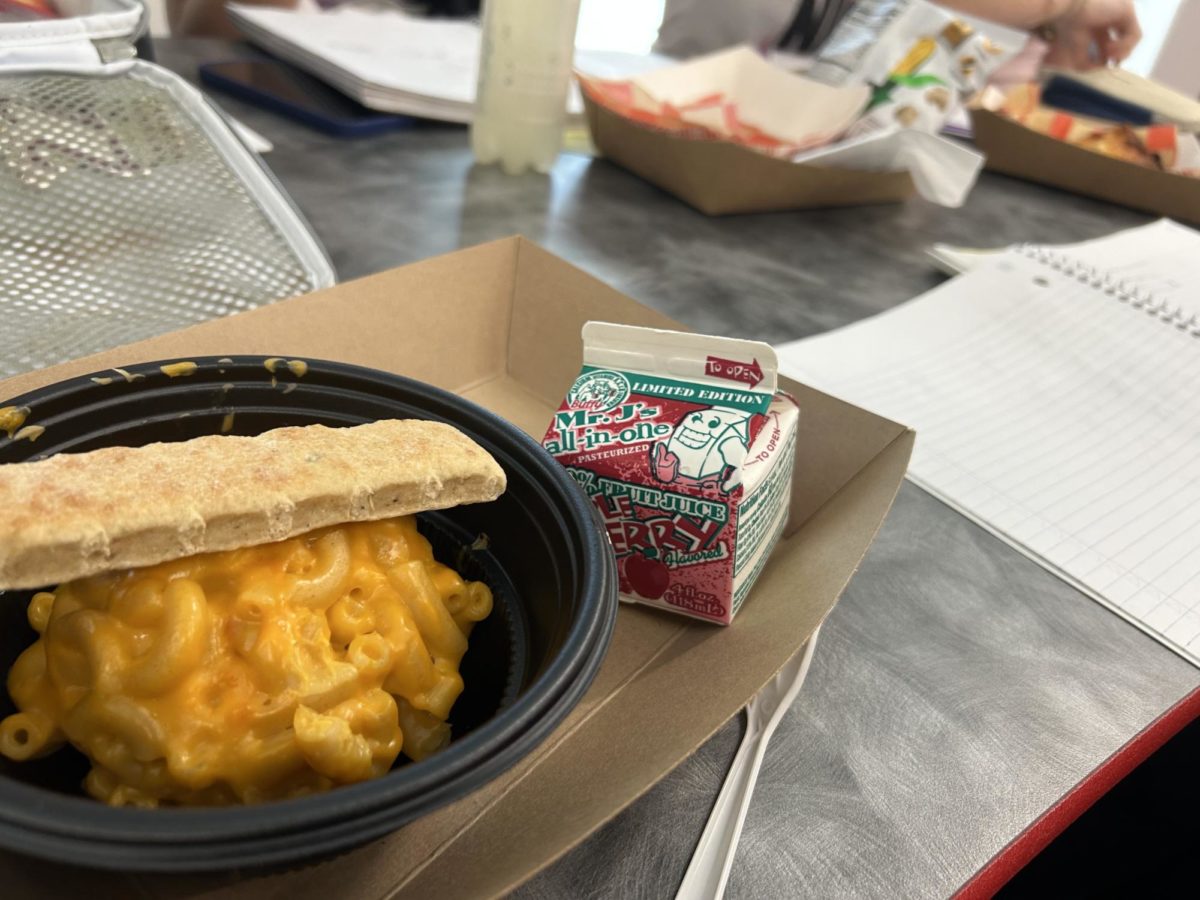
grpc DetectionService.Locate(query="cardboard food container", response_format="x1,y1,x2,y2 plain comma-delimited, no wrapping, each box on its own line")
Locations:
582,48,915,216
0,238,913,899
970,106,1200,226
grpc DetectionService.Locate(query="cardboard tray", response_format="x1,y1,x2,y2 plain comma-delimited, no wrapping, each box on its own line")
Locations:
0,237,913,898
971,107,1200,226
584,96,916,216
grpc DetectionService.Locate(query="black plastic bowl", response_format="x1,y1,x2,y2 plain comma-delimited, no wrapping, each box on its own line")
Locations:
0,356,617,872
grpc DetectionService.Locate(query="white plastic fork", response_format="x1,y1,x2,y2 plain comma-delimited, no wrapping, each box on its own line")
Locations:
675,625,822,900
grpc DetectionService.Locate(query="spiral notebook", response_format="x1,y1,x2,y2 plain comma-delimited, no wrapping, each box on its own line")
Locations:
777,220,1200,667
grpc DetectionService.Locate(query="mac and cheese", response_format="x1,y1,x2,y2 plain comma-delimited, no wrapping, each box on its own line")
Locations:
0,516,492,806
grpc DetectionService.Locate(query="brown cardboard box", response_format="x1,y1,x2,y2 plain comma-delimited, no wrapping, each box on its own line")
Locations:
585,97,916,215
971,107,1200,226
0,237,913,898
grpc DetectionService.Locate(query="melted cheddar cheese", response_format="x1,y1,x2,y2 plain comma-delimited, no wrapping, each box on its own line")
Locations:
0,517,492,807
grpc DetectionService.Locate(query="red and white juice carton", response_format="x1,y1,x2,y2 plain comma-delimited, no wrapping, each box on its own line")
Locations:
542,323,800,624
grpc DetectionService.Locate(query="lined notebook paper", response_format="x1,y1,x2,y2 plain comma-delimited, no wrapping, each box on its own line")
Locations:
778,220,1200,666
929,220,1200,297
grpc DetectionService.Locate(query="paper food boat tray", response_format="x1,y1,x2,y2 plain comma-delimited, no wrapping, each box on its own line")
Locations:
583,96,915,216
971,107,1200,226
0,237,913,899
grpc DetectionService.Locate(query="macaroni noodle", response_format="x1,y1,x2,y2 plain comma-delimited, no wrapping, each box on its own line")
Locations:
0,516,492,807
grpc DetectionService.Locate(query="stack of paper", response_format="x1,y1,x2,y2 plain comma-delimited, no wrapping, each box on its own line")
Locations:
227,4,481,121
225,3,673,123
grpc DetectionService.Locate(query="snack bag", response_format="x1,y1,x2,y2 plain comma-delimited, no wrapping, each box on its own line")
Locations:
807,0,910,86
847,0,1014,137
543,323,799,625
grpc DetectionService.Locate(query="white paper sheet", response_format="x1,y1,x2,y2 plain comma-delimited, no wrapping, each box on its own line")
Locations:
779,222,1200,667
793,127,982,207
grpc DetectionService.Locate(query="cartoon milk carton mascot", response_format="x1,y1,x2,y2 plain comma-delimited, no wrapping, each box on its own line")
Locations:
652,406,751,493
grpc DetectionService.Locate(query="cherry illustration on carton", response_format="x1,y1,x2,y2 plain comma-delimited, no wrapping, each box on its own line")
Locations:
543,323,800,625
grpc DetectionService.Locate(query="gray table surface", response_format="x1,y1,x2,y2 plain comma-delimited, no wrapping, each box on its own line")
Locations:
152,39,1200,898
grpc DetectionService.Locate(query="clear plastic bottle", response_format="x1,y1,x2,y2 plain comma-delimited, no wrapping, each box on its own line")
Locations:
470,0,583,175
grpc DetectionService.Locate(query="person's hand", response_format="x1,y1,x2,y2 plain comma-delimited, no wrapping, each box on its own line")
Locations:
1041,0,1142,69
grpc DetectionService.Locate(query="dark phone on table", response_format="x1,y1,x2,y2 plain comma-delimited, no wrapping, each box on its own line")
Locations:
199,59,415,138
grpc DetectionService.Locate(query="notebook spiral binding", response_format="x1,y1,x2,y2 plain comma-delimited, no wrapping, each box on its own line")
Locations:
1017,244,1200,337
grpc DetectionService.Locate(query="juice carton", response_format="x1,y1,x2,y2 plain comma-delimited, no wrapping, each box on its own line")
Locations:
542,323,799,624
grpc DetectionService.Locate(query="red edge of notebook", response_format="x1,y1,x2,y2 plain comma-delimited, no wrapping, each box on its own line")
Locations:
954,683,1200,899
